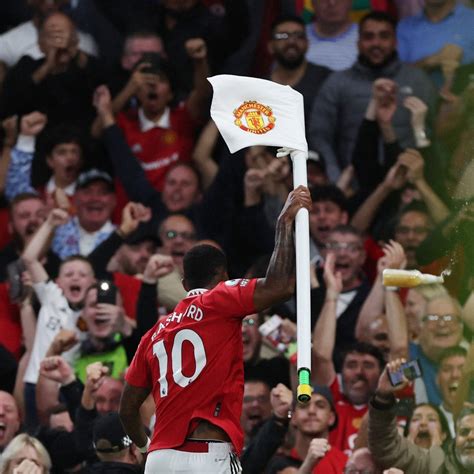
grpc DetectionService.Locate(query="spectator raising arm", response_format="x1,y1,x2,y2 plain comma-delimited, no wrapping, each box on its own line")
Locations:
93,85,167,215
191,120,219,190
312,253,342,386
368,359,435,472
37,355,76,426
184,38,211,122
0,115,17,194
351,161,407,234
241,384,293,474
355,241,406,344
4,111,47,201
22,208,69,282
397,149,449,224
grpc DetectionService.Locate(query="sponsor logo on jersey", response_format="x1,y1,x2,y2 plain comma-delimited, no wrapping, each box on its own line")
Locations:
233,101,275,135
225,279,241,287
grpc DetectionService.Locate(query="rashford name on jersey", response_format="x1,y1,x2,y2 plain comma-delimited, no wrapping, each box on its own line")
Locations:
152,303,205,340
125,278,258,455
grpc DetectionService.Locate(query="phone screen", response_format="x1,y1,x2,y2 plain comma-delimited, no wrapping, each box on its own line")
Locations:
389,359,423,387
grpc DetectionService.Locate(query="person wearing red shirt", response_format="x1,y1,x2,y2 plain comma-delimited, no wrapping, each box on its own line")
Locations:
119,186,312,473
312,254,385,456
112,38,211,214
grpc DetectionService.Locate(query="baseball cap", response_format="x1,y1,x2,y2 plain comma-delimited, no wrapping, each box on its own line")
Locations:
76,168,114,191
312,384,338,430
93,412,133,453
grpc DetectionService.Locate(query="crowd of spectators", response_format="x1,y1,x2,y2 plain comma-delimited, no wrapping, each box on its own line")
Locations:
0,0,473,472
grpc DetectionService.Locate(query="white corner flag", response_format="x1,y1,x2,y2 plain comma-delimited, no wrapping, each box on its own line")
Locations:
208,75,308,154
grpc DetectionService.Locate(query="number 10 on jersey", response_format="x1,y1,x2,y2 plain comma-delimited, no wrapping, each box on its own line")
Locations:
152,329,207,397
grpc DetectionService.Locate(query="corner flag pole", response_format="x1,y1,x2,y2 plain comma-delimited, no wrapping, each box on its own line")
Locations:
207,74,313,403
288,149,312,404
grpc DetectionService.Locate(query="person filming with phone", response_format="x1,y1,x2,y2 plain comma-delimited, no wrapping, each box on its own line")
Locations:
369,358,474,473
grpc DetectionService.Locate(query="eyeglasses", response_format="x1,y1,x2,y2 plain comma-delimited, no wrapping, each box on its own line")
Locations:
395,226,431,236
242,318,256,327
325,242,362,253
163,230,196,240
422,314,461,324
273,31,306,41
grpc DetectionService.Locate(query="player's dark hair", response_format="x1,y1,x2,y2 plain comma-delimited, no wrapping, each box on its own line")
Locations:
271,15,306,34
183,244,227,289
341,342,385,372
359,10,397,32
310,185,349,213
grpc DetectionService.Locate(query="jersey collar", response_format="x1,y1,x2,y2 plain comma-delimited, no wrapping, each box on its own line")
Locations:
186,288,209,297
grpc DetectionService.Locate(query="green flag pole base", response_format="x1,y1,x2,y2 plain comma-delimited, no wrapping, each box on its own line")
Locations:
297,367,312,404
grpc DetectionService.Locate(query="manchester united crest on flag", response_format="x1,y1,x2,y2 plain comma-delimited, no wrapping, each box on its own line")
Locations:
233,101,275,134
208,74,307,154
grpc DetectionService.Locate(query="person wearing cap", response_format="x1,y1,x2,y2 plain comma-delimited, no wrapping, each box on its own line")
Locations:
51,168,117,259
82,412,144,473
266,385,347,473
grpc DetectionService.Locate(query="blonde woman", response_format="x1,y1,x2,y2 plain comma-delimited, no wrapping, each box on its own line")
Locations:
0,434,51,474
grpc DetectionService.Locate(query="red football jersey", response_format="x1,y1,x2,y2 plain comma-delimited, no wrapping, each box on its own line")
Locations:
125,278,257,455
116,104,196,192
328,376,367,456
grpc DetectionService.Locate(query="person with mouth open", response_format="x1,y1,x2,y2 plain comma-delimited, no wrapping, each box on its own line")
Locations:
369,358,474,473
404,402,451,450
5,110,84,208
21,207,96,429
312,251,385,456
436,346,467,437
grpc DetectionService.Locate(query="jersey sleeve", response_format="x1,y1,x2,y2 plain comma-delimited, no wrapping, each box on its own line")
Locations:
32,280,62,306
202,279,257,319
125,333,152,389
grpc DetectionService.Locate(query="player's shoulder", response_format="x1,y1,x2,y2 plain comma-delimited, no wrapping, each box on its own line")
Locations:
216,278,253,291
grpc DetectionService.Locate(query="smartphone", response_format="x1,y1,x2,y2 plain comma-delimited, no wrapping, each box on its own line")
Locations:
139,52,162,75
389,359,423,387
96,281,117,305
7,260,26,302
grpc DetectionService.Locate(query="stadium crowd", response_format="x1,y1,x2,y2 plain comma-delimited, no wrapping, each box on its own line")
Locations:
0,0,474,472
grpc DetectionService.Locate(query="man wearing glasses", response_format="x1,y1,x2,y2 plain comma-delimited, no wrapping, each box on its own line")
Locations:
268,15,330,131
156,214,198,309
409,293,467,405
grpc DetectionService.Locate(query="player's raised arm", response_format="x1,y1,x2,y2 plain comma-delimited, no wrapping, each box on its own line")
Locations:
253,185,312,312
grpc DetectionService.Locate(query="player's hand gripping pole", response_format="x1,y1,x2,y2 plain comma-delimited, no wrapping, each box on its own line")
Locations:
277,148,312,404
